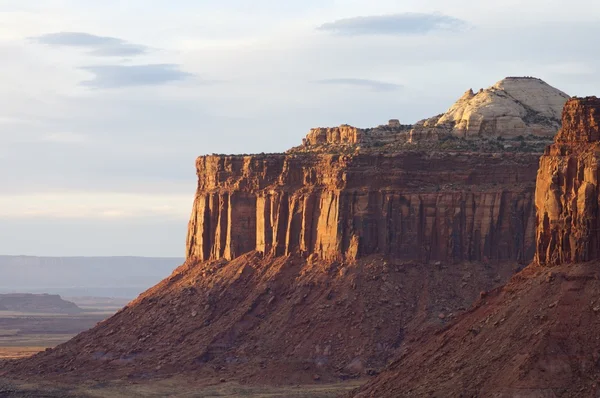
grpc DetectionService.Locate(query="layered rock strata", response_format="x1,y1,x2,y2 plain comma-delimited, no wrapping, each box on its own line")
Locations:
535,97,600,265
187,151,539,264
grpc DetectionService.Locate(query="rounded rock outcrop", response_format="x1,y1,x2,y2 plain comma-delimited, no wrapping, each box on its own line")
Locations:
414,77,570,140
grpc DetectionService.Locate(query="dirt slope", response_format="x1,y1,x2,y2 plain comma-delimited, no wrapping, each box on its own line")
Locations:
0,253,514,384
351,261,600,397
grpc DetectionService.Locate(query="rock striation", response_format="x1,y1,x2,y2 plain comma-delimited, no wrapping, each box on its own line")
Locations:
411,77,570,140
187,152,538,264
535,97,600,265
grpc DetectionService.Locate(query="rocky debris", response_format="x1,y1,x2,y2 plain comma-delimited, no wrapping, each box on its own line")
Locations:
0,294,82,315
187,152,538,264
349,262,600,397
411,77,569,140
536,97,600,265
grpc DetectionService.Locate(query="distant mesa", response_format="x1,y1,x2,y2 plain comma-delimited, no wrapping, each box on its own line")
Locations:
0,293,82,314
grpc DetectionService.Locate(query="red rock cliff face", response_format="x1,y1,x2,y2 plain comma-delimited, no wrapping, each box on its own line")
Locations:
535,97,600,265
187,151,539,264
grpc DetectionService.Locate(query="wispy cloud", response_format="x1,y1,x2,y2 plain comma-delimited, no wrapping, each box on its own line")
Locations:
0,192,191,220
80,64,193,88
315,78,402,91
41,132,88,144
31,32,148,57
318,13,467,36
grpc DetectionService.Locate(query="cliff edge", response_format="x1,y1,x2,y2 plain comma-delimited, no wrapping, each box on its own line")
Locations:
186,152,538,265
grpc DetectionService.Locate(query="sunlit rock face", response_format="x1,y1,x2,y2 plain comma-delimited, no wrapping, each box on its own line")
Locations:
414,77,570,140
535,97,600,265
187,151,538,265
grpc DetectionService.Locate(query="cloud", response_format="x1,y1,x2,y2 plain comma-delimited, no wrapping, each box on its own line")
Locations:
80,64,194,88
0,192,191,220
315,78,402,91
41,132,88,144
31,32,148,57
318,13,467,36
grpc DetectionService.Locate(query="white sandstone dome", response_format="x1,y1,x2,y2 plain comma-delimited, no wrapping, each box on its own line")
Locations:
434,77,570,139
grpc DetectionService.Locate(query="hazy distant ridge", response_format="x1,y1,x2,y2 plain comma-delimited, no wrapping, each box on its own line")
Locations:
0,256,182,298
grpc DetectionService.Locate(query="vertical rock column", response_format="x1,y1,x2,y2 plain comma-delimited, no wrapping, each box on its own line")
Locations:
535,97,600,265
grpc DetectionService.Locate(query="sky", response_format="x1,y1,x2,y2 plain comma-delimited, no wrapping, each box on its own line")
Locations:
0,0,599,257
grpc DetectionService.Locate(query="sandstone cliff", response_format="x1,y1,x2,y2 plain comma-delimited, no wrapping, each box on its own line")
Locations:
186,152,538,264
535,97,600,265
